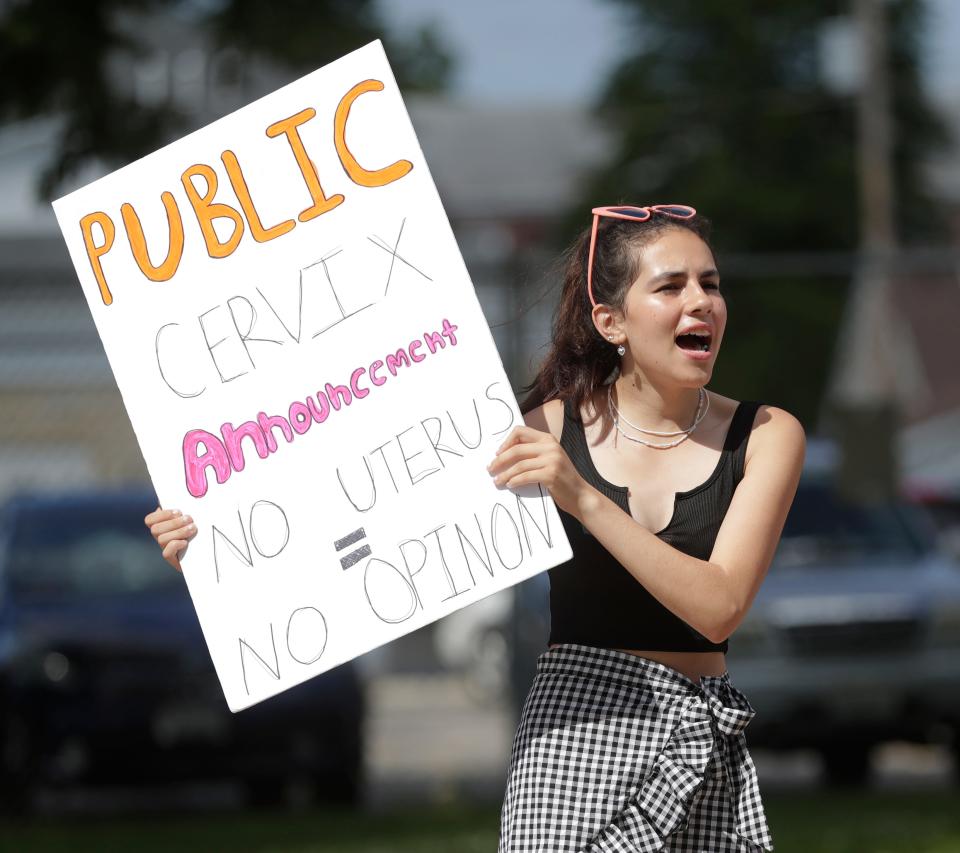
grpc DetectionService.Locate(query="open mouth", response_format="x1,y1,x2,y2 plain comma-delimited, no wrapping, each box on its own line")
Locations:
675,332,712,353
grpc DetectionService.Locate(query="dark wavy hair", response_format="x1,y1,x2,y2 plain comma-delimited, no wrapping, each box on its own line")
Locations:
520,210,713,416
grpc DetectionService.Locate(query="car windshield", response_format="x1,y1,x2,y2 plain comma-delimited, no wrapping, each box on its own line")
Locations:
773,480,931,567
5,503,181,598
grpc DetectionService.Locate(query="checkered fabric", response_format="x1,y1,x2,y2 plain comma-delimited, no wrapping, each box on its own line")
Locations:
498,644,774,852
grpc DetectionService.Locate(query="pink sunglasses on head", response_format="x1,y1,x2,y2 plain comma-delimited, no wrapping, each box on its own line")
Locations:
586,204,697,308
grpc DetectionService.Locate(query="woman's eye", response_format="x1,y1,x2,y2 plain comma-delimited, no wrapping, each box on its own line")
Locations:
658,282,720,291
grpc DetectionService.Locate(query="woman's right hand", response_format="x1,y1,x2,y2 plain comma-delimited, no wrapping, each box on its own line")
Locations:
144,507,197,572
488,424,597,520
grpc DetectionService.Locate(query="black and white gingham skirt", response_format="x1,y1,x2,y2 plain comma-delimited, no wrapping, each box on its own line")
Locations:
498,644,774,852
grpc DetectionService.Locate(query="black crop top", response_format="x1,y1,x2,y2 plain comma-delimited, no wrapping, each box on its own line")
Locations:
548,396,762,653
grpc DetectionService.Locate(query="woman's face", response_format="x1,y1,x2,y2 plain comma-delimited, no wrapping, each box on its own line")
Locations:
617,227,726,386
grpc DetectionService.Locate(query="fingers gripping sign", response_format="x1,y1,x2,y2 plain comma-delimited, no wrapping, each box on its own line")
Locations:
144,506,199,572
487,425,596,519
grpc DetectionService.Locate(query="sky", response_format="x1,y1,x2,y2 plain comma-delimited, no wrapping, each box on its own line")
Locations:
923,0,960,98
379,0,629,105
380,0,960,105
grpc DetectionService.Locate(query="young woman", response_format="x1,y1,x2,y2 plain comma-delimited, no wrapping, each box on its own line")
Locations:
488,205,804,852
146,203,803,852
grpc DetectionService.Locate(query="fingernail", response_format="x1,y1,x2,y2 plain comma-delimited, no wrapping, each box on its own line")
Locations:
171,509,181,515
187,523,196,531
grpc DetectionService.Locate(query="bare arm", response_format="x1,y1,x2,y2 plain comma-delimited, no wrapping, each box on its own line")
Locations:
491,403,806,643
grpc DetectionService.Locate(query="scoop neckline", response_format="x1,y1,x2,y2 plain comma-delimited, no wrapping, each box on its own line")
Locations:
571,398,744,536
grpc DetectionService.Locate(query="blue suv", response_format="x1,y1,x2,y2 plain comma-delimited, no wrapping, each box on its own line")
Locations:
0,489,365,812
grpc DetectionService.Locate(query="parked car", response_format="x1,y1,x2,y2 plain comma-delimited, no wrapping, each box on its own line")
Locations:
509,438,960,785
0,489,365,812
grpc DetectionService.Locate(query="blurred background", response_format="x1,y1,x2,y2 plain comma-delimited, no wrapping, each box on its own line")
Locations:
3,0,960,850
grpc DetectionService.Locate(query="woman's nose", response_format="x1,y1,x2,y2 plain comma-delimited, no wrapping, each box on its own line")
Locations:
686,280,713,310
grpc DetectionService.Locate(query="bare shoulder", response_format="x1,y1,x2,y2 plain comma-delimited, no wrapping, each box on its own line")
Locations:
523,398,565,441
705,389,742,426
744,403,806,472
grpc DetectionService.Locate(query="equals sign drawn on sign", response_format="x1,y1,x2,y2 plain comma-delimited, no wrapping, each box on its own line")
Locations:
335,528,371,569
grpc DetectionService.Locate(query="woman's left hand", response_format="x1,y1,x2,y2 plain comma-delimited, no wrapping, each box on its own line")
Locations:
487,425,595,518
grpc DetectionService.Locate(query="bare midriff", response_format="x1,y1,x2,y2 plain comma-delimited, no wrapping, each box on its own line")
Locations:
548,644,727,683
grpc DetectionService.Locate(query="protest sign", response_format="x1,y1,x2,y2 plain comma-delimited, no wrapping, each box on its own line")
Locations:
51,41,572,711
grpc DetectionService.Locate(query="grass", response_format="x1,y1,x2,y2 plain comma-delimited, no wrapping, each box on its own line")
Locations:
764,790,960,853
0,804,498,853
2,791,960,852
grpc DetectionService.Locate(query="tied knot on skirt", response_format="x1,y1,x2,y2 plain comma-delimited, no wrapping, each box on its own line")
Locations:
581,677,773,853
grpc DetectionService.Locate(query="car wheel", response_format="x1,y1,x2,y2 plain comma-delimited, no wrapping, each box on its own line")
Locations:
245,776,289,810
0,712,34,816
314,765,362,807
950,730,960,785
0,771,30,816
312,732,365,809
821,743,872,786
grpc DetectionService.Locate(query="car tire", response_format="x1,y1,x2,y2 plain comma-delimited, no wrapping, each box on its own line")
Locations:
245,776,294,809
950,730,960,785
0,774,30,817
821,743,872,786
0,711,34,816
314,764,363,807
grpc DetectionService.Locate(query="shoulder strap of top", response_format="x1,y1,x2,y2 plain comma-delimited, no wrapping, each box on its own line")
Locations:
728,400,762,483
559,398,580,449
560,398,594,475
560,397,628,506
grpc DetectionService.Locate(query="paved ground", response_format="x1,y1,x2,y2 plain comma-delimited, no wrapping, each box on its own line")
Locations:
364,672,515,810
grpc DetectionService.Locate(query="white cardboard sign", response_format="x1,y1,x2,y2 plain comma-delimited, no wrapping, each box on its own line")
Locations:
51,41,571,711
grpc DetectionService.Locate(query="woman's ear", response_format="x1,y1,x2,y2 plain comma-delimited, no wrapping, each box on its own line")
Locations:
591,302,624,346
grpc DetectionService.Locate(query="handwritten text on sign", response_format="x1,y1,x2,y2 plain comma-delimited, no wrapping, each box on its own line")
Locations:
53,41,571,711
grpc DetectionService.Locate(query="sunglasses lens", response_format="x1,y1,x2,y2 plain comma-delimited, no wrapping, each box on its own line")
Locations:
608,207,651,220
654,205,696,218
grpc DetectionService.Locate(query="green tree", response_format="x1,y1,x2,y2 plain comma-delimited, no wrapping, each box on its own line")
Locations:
0,0,452,197
568,0,949,423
